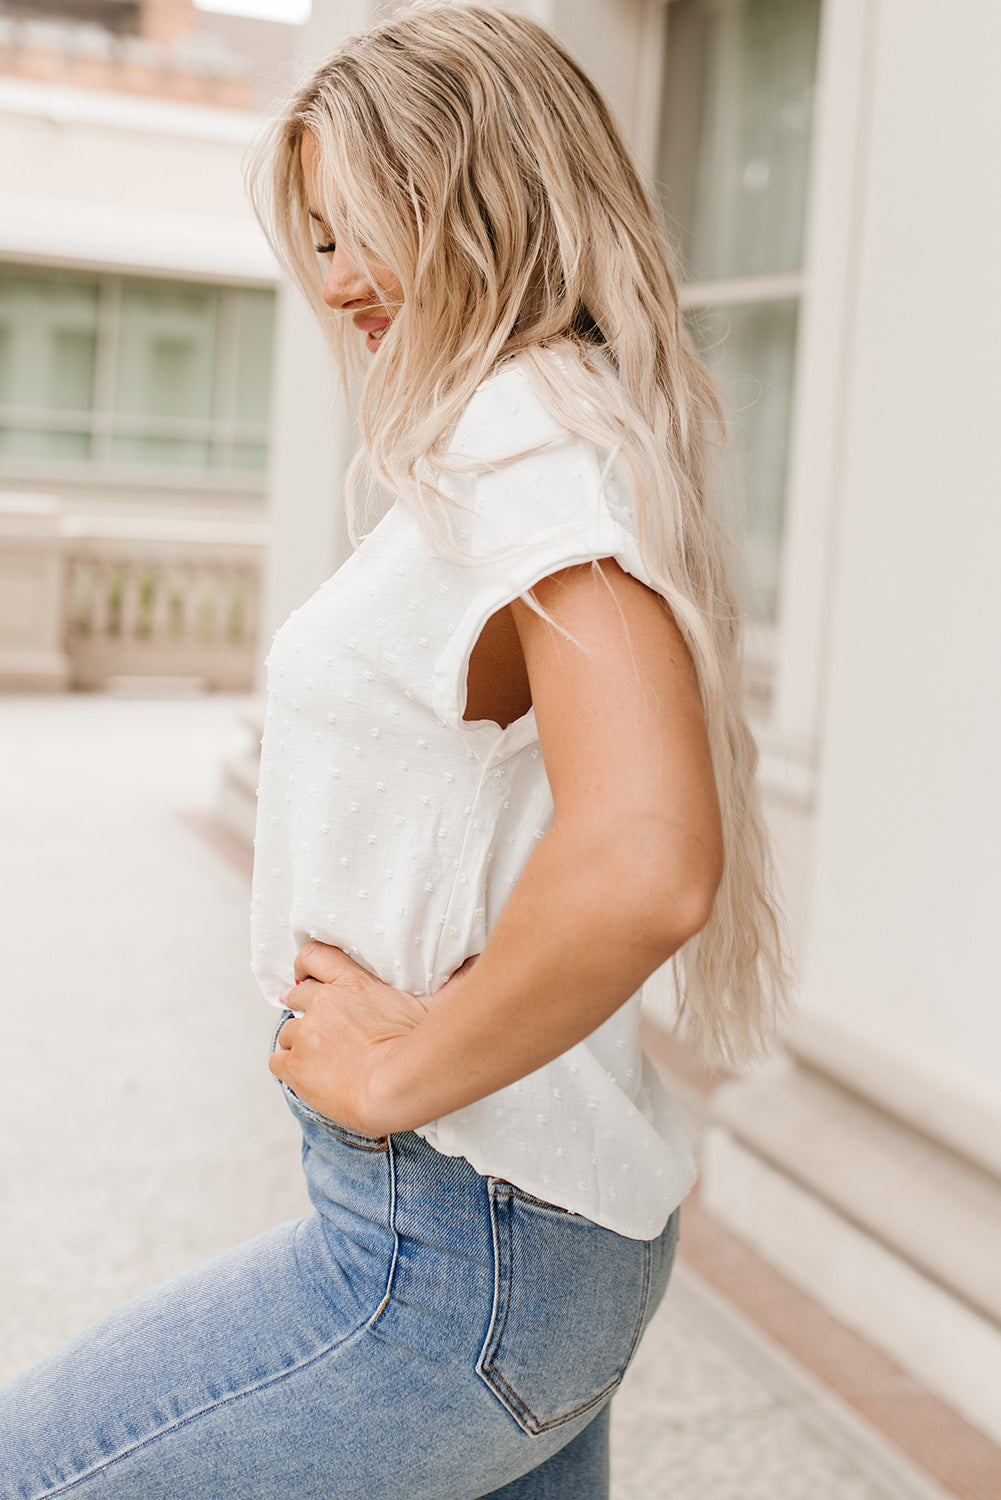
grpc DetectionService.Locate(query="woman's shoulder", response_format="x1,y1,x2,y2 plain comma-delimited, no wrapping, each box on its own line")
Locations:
447,348,580,465
426,347,642,564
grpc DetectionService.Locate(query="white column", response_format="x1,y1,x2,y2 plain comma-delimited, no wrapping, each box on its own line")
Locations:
698,0,1001,1436
506,0,665,172
0,496,70,691
801,0,1001,1113
548,0,666,172
257,0,380,682
770,0,877,758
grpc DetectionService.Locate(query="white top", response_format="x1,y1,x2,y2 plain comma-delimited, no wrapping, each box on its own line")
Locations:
251,354,696,1239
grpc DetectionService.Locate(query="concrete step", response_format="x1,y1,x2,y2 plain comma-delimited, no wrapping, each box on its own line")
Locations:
712,1062,1001,1328
216,748,259,845
701,1061,1001,1445
214,702,263,846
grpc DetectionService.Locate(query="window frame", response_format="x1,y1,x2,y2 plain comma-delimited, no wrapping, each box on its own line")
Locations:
647,0,876,803
658,0,822,671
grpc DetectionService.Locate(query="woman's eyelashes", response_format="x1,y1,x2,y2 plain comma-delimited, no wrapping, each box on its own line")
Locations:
314,240,337,255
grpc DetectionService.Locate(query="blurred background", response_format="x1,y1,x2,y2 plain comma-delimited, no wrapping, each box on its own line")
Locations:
1,0,998,1493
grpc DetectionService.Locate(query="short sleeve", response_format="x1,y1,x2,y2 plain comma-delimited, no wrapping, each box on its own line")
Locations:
430,364,655,755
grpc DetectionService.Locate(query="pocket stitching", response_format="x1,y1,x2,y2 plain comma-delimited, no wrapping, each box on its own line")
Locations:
508,1184,578,1218
476,1181,649,1435
476,1183,524,1416
280,1080,389,1152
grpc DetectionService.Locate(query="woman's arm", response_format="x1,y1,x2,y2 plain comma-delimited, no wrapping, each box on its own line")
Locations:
270,559,723,1136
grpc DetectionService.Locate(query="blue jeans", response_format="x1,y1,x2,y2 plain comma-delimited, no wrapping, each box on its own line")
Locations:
0,1023,679,1499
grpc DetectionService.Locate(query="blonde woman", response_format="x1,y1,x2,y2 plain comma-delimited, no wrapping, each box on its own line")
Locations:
0,4,784,1496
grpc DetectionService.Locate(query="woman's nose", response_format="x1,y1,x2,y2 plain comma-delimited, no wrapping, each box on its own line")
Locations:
321,248,371,311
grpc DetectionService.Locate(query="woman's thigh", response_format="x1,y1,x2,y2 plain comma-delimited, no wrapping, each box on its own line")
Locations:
0,1090,678,1499
0,1214,398,1498
478,1405,611,1500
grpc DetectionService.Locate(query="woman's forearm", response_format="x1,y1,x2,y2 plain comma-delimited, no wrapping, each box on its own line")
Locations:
361,813,716,1135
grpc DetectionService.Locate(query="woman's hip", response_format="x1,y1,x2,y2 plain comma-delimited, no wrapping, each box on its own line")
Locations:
0,1080,677,1499
287,1080,679,1440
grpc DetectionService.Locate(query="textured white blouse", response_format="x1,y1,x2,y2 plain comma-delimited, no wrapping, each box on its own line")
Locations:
251,353,696,1239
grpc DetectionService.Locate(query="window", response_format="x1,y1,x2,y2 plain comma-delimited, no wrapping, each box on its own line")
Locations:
657,0,822,623
0,265,276,483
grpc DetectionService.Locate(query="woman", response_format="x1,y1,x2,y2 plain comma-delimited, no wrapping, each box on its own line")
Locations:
0,4,784,1496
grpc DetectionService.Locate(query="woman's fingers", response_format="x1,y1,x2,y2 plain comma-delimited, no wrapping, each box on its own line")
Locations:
426,953,481,1008
275,1015,296,1050
268,1040,293,1082
293,941,361,985
279,974,320,1012
288,947,481,1021
292,942,480,1002
293,941,336,983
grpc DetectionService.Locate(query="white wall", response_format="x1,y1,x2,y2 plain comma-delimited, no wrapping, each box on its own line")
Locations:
544,0,665,171
801,0,1001,1109
0,78,274,281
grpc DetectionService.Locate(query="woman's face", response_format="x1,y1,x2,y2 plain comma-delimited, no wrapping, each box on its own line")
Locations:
300,130,403,355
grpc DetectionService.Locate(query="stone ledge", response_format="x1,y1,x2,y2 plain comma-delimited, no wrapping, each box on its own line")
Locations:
710,1061,1001,1330
701,1128,1001,1447
677,1197,1001,1500
791,1009,1001,1184
216,747,259,846
643,1023,1001,1445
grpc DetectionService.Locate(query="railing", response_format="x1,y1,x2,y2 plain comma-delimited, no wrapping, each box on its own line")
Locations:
64,516,266,690
0,494,269,691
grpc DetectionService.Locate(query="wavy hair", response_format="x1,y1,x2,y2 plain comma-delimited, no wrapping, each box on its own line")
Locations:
246,0,788,1067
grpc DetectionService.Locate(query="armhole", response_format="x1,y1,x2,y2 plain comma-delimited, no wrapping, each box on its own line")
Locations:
433,518,653,763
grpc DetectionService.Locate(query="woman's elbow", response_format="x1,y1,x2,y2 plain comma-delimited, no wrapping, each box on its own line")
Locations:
640,870,719,953
624,818,723,952
668,865,721,946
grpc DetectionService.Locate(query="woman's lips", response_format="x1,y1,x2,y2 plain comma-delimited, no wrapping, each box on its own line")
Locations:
354,316,391,352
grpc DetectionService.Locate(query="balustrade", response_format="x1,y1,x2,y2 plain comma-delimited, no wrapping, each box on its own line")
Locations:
0,495,269,690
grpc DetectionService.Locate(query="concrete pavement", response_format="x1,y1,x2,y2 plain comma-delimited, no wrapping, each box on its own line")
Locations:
0,693,954,1498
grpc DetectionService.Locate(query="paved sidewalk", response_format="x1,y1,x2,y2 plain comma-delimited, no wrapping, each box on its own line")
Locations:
0,693,956,1498
614,1267,951,1500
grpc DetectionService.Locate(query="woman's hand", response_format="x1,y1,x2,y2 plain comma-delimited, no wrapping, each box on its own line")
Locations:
268,944,477,1136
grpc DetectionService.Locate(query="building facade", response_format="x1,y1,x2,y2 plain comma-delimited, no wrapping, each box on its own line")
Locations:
0,0,297,688
0,0,298,523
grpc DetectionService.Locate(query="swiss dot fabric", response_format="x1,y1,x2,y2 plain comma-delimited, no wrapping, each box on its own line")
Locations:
251,355,696,1238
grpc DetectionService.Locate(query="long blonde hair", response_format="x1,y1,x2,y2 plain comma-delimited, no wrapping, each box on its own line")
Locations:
247,0,788,1066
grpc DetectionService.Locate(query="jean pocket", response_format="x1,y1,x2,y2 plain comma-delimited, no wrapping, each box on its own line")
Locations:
271,1009,388,1152
476,1179,652,1435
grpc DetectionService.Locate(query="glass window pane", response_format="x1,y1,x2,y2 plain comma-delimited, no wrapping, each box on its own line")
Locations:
109,435,212,469
51,328,98,410
0,264,271,483
660,0,822,281
691,298,798,621
233,289,276,424
114,282,220,421
0,426,91,460
0,268,98,411
232,440,268,473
